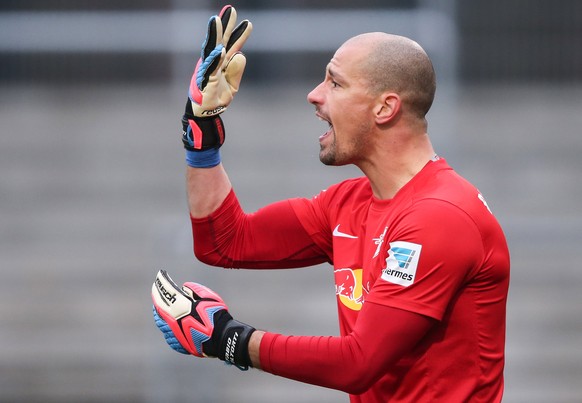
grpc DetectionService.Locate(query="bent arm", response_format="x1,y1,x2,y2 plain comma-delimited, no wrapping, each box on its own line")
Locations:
190,185,329,269
251,302,434,395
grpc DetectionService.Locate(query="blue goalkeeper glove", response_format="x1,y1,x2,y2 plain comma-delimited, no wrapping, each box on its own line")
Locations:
182,5,252,167
151,270,256,370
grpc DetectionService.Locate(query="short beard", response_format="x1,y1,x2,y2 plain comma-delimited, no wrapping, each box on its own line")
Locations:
319,145,336,165
319,138,342,166
319,124,369,166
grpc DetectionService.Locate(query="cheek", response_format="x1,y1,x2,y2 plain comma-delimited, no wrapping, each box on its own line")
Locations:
337,106,370,134
330,92,373,132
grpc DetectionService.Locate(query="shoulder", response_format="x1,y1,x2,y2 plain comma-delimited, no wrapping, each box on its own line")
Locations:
411,160,494,224
323,177,371,204
403,163,507,255
324,176,369,193
288,177,372,222
290,176,371,208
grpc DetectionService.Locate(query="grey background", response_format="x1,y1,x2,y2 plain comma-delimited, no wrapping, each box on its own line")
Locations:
1,1,581,402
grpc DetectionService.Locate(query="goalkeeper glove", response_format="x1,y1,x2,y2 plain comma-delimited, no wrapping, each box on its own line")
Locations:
182,5,252,167
151,269,256,370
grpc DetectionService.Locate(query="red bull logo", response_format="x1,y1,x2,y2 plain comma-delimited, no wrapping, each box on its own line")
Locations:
334,268,367,311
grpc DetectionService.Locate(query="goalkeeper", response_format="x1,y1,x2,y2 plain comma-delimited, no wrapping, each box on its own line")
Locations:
152,5,510,402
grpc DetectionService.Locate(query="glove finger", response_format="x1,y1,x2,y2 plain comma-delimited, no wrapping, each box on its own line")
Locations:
183,281,226,305
152,270,192,319
219,5,237,48
201,15,223,60
196,47,225,91
152,306,190,355
225,20,253,59
224,53,247,93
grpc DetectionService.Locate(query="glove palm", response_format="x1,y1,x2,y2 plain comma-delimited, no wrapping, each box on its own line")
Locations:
152,270,255,370
189,5,252,118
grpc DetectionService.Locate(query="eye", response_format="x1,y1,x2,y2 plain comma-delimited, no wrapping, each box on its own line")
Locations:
331,80,340,88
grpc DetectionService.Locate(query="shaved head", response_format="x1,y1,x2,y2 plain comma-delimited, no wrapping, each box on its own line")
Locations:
342,33,436,119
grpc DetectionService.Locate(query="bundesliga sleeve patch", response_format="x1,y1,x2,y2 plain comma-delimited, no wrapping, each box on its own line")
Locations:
381,241,422,287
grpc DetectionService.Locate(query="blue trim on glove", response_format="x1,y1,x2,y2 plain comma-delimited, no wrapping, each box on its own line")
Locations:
188,306,223,354
152,306,189,355
185,148,221,168
197,45,224,88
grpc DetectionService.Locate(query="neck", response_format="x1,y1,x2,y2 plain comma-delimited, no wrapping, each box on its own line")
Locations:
358,132,436,200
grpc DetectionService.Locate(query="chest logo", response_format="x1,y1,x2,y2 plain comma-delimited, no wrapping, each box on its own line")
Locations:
333,224,358,239
334,268,367,311
372,226,388,258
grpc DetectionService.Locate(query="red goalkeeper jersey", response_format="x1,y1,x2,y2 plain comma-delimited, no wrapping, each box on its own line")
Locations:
191,158,510,402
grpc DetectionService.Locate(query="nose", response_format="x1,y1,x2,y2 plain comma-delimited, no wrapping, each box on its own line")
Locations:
307,81,324,105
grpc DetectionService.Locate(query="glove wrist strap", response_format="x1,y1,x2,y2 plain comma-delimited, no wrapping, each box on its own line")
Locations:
205,310,255,370
182,99,226,153
219,319,256,370
185,148,221,168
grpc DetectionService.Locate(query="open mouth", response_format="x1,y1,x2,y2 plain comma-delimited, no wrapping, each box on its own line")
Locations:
316,113,333,140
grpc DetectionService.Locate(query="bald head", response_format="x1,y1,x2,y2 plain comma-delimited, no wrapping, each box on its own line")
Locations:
342,33,436,119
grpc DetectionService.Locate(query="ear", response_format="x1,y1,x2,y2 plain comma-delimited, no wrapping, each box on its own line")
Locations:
374,93,400,125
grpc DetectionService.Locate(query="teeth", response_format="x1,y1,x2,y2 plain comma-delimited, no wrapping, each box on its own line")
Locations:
316,112,332,130
316,112,329,123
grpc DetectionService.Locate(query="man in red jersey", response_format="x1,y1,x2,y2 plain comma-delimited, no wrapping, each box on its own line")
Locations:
151,5,510,402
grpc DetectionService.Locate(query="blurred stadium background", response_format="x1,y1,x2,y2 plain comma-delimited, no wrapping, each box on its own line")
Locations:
1,1,581,402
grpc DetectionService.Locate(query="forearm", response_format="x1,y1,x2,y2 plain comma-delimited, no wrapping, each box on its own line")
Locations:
187,164,232,218
255,333,373,394
252,303,434,395
248,330,264,369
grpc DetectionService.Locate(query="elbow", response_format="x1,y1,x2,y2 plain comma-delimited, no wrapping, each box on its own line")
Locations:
193,250,214,266
192,227,228,267
338,363,379,395
342,379,376,396
191,218,231,267
324,335,385,395
193,247,229,268
192,243,209,264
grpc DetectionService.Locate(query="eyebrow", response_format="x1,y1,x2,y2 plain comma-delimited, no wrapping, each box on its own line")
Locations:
327,65,343,82
326,65,334,76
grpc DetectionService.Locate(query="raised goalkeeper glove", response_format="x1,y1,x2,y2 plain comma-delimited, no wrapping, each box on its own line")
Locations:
182,5,252,167
151,269,256,370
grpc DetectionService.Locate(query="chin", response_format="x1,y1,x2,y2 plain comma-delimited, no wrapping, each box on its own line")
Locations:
320,153,348,167
319,155,334,166
319,147,334,165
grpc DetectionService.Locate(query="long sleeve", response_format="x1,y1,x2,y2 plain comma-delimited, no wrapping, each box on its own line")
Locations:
190,189,330,269
259,301,434,396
